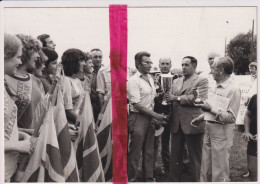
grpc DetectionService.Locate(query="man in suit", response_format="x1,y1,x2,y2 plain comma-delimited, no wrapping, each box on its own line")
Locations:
165,56,208,182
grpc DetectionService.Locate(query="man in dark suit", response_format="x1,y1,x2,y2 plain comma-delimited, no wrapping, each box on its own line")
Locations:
165,56,208,182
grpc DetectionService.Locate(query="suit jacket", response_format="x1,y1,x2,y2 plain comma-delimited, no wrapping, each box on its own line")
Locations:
170,73,208,134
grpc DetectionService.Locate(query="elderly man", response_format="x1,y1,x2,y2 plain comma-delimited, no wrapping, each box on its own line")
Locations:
192,57,241,182
90,48,103,122
37,34,56,50
165,56,208,182
127,52,166,182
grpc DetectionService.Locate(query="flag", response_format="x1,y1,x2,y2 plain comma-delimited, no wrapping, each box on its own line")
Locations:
96,97,113,181
22,105,65,182
73,91,105,182
53,87,79,182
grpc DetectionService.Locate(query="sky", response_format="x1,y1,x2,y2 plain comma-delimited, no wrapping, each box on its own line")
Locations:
4,6,257,73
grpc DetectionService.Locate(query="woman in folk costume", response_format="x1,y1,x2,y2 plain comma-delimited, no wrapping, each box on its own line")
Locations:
4,33,34,182
5,34,45,130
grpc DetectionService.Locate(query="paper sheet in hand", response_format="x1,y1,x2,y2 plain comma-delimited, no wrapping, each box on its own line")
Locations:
204,93,230,121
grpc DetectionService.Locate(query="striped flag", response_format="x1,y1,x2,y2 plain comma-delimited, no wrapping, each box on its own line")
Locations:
22,105,65,182
96,97,113,181
73,91,105,182
53,87,79,182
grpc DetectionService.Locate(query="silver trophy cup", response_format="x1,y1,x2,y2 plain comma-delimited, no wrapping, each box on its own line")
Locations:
161,74,173,105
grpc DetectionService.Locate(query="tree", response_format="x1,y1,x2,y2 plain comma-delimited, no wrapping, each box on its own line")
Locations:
227,31,257,75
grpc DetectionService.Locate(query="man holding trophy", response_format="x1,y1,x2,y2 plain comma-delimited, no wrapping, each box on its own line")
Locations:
153,57,178,177
164,56,208,182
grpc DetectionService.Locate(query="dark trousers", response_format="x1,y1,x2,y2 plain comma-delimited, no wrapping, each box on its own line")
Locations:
169,127,203,182
154,135,160,170
161,122,170,171
127,113,155,182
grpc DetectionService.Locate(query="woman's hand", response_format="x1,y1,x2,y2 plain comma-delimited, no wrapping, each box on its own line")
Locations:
242,132,254,142
19,131,31,140
68,124,79,142
18,139,33,154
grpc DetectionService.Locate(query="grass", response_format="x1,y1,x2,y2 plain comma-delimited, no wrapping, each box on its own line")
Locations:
136,126,253,182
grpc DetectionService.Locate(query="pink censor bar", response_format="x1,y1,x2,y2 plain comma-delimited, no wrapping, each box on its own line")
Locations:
109,5,128,183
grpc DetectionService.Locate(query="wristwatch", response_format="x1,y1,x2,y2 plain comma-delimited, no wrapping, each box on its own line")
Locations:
177,96,181,102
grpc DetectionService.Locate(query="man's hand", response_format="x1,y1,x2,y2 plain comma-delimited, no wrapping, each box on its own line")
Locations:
164,93,175,102
194,101,212,112
154,113,165,122
242,132,254,142
151,118,167,126
190,114,204,128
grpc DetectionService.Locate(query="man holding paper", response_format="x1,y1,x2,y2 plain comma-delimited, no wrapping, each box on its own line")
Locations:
191,57,241,182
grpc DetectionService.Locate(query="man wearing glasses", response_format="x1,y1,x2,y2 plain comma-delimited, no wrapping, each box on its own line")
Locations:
127,51,166,182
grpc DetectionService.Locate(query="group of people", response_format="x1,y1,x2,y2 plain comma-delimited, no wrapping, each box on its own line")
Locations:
4,31,257,183
4,33,111,182
127,51,257,182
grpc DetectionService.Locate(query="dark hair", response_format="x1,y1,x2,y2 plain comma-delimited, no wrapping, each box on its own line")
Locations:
249,62,257,69
183,56,197,67
216,57,234,75
37,34,50,47
16,34,41,65
61,48,86,76
42,48,58,67
134,51,151,69
90,48,102,53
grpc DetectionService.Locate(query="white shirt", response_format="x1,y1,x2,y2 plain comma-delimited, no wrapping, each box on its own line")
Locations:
127,71,156,112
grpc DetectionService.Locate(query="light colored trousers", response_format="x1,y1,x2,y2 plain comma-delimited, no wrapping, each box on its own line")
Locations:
200,122,235,182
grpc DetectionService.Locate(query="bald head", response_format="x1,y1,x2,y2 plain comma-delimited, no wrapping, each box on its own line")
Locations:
208,52,221,66
159,57,172,74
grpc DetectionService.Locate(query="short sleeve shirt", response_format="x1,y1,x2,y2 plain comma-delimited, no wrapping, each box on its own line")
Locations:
127,71,156,112
5,74,44,129
96,66,111,95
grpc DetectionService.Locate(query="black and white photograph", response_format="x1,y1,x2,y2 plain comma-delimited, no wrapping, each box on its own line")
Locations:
1,1,259,183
